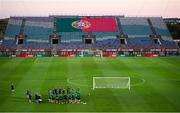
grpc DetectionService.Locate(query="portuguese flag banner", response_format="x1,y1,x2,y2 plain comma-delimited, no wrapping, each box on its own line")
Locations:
56,17,118,32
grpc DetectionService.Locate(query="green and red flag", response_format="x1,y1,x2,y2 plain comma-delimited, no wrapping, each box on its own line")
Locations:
56,17,118,32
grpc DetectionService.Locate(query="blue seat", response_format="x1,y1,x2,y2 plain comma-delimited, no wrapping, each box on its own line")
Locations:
122,25,152,35
5,24,21,38
24,26,53,41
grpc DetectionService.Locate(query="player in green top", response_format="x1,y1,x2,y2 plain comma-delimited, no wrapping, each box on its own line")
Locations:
72,90,76,104
76,91,81,104
67,92,72,104
58,94,63,104
62,94,66,104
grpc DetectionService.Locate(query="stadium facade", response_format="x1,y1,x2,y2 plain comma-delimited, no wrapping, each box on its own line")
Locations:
0,15,179,57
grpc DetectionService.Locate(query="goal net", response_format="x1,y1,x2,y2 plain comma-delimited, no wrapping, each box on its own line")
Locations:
93,77,130,90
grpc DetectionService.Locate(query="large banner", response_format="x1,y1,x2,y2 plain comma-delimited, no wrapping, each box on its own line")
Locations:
56,17,118,32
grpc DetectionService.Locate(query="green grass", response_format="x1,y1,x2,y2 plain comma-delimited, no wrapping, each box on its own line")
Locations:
0,57,180,112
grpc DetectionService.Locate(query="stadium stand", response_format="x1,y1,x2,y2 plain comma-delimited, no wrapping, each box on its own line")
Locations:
24,17,54,42
0,16,179,57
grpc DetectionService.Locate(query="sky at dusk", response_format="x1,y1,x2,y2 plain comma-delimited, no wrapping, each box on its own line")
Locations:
0,0,180,18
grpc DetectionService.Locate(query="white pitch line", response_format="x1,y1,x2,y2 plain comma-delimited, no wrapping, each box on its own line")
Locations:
131,78,146,87
34,58,38,64
67,78,89,87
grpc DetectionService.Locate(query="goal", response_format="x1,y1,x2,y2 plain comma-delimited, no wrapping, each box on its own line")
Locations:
93,77,130,90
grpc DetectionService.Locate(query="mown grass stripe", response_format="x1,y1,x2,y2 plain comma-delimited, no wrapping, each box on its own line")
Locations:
126,58,180,111
0,58,35,111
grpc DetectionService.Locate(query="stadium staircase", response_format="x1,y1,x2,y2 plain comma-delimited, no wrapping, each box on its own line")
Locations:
147,18,162,48
17,18,26,49
20,18,26,34
117,18,124,35
52,44,58,55
117,17,127,48
147,18,157,35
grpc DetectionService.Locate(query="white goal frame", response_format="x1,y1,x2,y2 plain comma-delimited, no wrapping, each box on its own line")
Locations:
93,77,130,90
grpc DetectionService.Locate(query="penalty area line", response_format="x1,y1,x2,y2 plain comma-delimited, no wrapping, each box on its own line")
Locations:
67,78,89,87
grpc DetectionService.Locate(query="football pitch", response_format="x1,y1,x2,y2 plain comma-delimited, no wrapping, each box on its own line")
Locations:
0,57,180,112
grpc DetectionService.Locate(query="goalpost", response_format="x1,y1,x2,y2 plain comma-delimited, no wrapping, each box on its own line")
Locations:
93,77,130,90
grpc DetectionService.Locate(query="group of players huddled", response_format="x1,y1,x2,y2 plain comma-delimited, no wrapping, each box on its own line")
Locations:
48,87,81,104
11,83,81,104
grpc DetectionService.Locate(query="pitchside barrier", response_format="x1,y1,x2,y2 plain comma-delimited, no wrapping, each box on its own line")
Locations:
7,54,160,58
0,53,163,58
54,54,76,57
16,54,34,58
144,54,160,57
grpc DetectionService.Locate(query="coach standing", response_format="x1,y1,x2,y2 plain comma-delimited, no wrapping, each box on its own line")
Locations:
10,83,15,92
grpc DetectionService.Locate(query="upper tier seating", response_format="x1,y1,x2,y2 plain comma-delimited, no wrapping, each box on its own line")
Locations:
24,17,54,42
150,17,172,41
120,17,152,36
5,18,22,39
